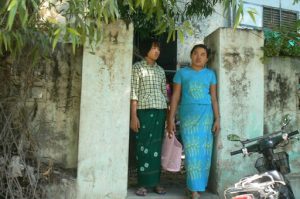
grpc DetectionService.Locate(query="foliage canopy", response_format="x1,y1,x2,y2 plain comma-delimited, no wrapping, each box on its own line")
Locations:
1,0,299,61
0,0,241,61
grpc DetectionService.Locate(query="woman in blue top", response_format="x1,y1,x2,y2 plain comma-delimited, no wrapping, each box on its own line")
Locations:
167,44,220,199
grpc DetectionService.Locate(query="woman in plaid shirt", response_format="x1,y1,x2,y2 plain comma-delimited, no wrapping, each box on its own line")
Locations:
130,38,168,196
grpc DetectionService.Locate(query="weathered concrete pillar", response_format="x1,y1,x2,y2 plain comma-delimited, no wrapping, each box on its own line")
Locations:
204,28,264,196
77,20,133,199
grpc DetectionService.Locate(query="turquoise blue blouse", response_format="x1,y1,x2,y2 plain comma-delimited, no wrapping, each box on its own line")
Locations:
173,66,217,105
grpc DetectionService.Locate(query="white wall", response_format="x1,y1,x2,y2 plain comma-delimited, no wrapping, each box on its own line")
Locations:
177,3,228,65
244,0,300,11
241,0,300,27
77,21,133,199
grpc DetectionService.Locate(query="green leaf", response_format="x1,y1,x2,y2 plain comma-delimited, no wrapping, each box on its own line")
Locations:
13,32,22,53
52,29,61,50
155,21,167,35
20,0,26,10
231,0,236,11
7,0,17,11
234,4,243,29
19,0,28,29
2,33,8,50
247,9,256,24
126,0,134,10
172,31,176,41
102,8,109,24
178,30,184,43
30,0,38,10
152,0,157,6
7,0,19,30
223,0,232,15
71,34,77,54
166,29,173,43
113,0,120,18
88,24,95,44
135,0,141,8
0,32,2,50
140,0,145,9
67,27,81,36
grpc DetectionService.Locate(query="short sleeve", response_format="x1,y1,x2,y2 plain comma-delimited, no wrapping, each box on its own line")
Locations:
130,65,140,100
173,70,182,84
210,70,217,85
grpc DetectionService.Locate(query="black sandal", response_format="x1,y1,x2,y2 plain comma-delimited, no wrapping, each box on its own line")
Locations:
153,186,166,195
135,187,147,196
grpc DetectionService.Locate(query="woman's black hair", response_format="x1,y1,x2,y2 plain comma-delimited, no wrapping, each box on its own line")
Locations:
190,44,210,58
139,38,160,57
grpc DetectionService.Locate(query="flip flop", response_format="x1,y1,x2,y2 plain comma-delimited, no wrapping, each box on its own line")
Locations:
153,186,166,195
135,187,147,196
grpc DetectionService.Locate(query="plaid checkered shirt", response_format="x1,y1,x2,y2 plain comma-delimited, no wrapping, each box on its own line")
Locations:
130,60,168,109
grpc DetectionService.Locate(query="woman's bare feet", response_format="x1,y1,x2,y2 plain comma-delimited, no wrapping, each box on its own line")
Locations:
185,188,201,199
191,191,200,199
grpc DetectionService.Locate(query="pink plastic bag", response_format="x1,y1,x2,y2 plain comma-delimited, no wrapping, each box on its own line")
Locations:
161,134,182,172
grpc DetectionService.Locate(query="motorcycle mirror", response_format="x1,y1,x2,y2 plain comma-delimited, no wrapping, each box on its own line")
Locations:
281,114,291,127
227,134,241,141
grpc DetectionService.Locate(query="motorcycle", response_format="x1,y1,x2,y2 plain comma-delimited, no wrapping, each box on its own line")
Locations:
224,115,299,199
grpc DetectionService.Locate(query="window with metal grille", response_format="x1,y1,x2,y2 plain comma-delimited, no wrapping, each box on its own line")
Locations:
282,10,298,31
263,7,298,31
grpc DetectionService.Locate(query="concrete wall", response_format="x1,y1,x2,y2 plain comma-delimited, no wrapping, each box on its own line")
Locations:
264,57,300,133
264,57,300,197
45,178,76,199
204,28,265,196
28,45,82,168
77,20,133,199
177,3,229,65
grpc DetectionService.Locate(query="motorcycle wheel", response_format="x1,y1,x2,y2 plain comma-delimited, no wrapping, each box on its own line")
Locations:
278,184,295,199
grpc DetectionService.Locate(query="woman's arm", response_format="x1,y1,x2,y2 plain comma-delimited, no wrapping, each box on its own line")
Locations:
167,83,181,137
130,66,140,133
161,72,168,103
210,84,220,134
130,100,140,132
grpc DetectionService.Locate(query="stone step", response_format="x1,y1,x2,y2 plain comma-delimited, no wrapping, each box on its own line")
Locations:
127,169,219,199
126,188,219,199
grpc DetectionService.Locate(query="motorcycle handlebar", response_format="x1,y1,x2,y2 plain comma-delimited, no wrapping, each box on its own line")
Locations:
289,130,299,137
230,149,243,156
230,130,299,156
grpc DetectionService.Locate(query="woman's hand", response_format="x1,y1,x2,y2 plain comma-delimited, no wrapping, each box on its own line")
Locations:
167,120,176,138
130,116,140,133
212,118,220,134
